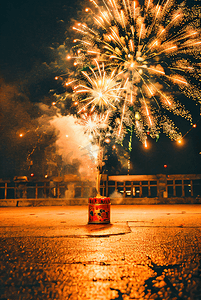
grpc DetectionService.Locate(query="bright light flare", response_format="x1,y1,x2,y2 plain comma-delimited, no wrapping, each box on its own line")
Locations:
105,138,111,143
177,139,182,144
144,139,148,148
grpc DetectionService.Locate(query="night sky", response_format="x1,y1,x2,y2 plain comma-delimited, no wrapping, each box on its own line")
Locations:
0,0,200,179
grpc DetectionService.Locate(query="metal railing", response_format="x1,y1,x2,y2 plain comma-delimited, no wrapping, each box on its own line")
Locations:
0,174,201,200
0,180,96,200
100,174,201,198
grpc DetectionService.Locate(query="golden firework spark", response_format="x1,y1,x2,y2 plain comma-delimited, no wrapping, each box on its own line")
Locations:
67,0,201,142
77,112,109,137
74,61,124,113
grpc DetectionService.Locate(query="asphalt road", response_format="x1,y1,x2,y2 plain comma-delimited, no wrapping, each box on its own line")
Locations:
0,205,201,299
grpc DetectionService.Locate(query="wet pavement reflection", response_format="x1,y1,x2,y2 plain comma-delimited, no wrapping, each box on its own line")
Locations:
0,206,200,299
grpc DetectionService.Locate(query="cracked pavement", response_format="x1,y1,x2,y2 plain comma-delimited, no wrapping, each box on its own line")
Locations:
0,205,201,299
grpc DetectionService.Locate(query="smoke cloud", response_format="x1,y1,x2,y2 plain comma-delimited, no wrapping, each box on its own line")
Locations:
50,114,98,181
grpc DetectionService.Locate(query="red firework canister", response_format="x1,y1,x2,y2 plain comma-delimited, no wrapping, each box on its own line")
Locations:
88,197,110,224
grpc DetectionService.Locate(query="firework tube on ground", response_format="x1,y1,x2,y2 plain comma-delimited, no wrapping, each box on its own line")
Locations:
88,197,110,224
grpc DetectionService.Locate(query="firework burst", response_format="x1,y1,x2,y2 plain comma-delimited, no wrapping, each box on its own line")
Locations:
74,61,123,113
77,112,109,138
66,0,200,144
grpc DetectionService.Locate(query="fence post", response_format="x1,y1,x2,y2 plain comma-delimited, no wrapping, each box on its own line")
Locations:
131,182,133,197
191,180,193,196
148,181,151,197
182,180,185,197
44,182,47,198
139,182,142,197
115,181,118,192
123,181,126,197
173,180,176,196
57,183,60,198
4,183,7,199
35,184,38,199
157,179,159,196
